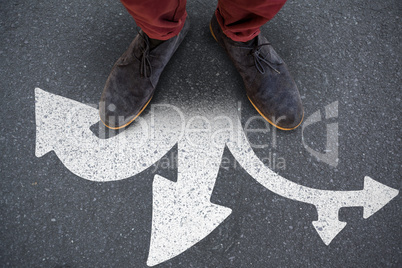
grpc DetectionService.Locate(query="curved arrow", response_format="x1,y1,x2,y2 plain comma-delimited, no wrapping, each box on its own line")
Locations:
227,122,399,245
35,87,179,181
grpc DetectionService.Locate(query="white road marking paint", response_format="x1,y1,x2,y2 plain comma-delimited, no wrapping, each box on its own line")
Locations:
227,133,399,245
35,88,178,181
35,88,399,266
148,128,232,266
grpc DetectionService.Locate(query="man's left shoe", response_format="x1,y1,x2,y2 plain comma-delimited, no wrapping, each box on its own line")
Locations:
99,18,190,129
210,13,303,130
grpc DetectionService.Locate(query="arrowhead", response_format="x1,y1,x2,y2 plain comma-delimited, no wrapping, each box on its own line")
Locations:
312,219,347,245
34,87,98,157
362,176,399,219
147,175,232,266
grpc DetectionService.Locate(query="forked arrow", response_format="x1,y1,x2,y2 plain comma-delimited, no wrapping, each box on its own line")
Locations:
35,88,399,266
226,129,399,245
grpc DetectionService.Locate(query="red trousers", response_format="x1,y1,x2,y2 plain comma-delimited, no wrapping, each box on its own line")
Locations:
120,0,287,42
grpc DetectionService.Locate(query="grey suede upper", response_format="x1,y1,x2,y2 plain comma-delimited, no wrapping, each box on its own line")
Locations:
100,19,190,129
210,14,303,130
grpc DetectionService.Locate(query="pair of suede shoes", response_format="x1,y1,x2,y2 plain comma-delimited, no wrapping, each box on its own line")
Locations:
99,14,304,131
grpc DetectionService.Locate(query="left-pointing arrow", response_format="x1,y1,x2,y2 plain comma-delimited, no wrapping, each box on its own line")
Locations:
34,88,178,181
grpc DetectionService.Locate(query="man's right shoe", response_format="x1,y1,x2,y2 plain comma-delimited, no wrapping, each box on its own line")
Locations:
100,18,190,129
210,13,303,130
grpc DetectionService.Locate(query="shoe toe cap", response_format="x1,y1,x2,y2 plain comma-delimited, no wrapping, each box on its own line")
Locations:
249,92,304,131
274,104,304,130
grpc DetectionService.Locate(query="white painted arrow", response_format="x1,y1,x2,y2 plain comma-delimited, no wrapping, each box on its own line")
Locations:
35,88,399,266
227,126,399,245
147,110,239,266
35,87,179,181
147,143,232,266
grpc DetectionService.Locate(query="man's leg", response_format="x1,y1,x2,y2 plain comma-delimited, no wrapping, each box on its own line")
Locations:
99,0,189,129
215,0,286,42
210,0,304,130
120,0,187,41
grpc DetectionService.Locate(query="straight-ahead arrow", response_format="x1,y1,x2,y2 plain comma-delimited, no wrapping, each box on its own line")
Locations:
147,144,232,266
147,114,234,266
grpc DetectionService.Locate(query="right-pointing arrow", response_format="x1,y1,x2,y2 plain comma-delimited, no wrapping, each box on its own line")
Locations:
227,121,399,245
362,176,399,219
311,176,399,245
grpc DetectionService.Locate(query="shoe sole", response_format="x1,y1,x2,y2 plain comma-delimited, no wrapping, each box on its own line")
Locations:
209,21,304,131
99,95,153,130
247,96,304,131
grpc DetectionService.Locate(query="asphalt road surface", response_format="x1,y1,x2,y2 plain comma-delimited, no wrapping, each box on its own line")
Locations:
1,0,401,267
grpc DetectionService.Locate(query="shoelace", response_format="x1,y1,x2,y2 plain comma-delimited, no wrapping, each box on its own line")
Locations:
138,32,152,78
240,43,281,74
